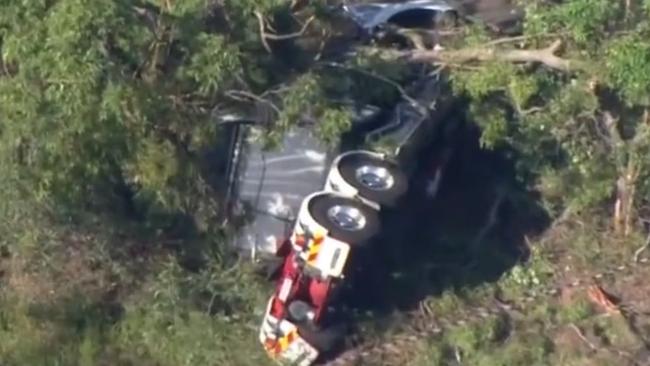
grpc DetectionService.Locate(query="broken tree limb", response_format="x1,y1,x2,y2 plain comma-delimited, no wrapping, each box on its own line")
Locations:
365,39,583,72
254,10,315,53
409,39,575,71
261,16,315,40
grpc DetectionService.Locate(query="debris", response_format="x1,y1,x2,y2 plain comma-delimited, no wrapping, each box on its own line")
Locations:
633,231,650,263
587,285,619,314
569,323,598,352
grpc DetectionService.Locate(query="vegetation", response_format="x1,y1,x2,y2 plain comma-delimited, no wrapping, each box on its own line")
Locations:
1,0,650,365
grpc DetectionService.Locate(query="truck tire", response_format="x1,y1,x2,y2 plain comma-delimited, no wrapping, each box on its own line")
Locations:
307,194,380,244
337,153,408,207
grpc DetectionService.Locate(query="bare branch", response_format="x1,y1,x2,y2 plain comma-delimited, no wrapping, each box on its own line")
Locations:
254,11,315,53
365,39,583,72
254,11,273,53
224,90,281,115
263,16,315,40
483,32,563,47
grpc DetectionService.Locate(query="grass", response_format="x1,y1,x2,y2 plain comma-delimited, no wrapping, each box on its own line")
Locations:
408,314,553,366
0,219,272,366
358,220,650,366
556,299,594,324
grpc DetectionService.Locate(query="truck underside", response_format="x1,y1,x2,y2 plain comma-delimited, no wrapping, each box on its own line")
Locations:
219,32,457,366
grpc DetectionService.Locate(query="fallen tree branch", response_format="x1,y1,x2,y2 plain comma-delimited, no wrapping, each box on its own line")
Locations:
365,39,582,72
262,16,315,40
484,32,562,47
224,90,282,115
254,11,315,53
412,39,575,71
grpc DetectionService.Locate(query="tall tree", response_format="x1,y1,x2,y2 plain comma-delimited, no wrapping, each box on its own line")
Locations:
371,0,650,234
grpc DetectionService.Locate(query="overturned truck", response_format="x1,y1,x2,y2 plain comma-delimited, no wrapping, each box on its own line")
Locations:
222,73,457,365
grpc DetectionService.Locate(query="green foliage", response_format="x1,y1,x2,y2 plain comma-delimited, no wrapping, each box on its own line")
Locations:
317,108,352,146
3,1,650,365
181,33,242,96
500,246,553,298
452,62,513,99
412,316,553,366
470,102,509,149
606,34,650,105
452,0,650,218
0,1,204,219
557,299,594,323
0,224,271,366
524,0,617,48
114,260,271,366
127,139,179,207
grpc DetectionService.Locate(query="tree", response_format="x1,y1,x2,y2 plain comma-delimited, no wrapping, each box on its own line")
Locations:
0,0,411,231
368,0,650,235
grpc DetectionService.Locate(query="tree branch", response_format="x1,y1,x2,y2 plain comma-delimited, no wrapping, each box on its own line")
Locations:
366,39,582,72
254,11,315,53
224,90,282,116
254,11,272,53
263,16,315,40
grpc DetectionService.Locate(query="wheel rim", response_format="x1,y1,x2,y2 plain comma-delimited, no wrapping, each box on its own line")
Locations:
327,205,367,231
355,165,395,191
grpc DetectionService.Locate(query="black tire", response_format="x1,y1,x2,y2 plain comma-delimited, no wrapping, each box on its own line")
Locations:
434,10,458,30
307,194,380,244
337,153,408,207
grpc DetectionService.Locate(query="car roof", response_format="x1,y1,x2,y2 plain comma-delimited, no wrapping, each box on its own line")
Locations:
343,0,455,30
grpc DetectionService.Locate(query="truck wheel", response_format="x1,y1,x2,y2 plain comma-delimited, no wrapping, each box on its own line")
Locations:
307,194,380,244
337,153,408,207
